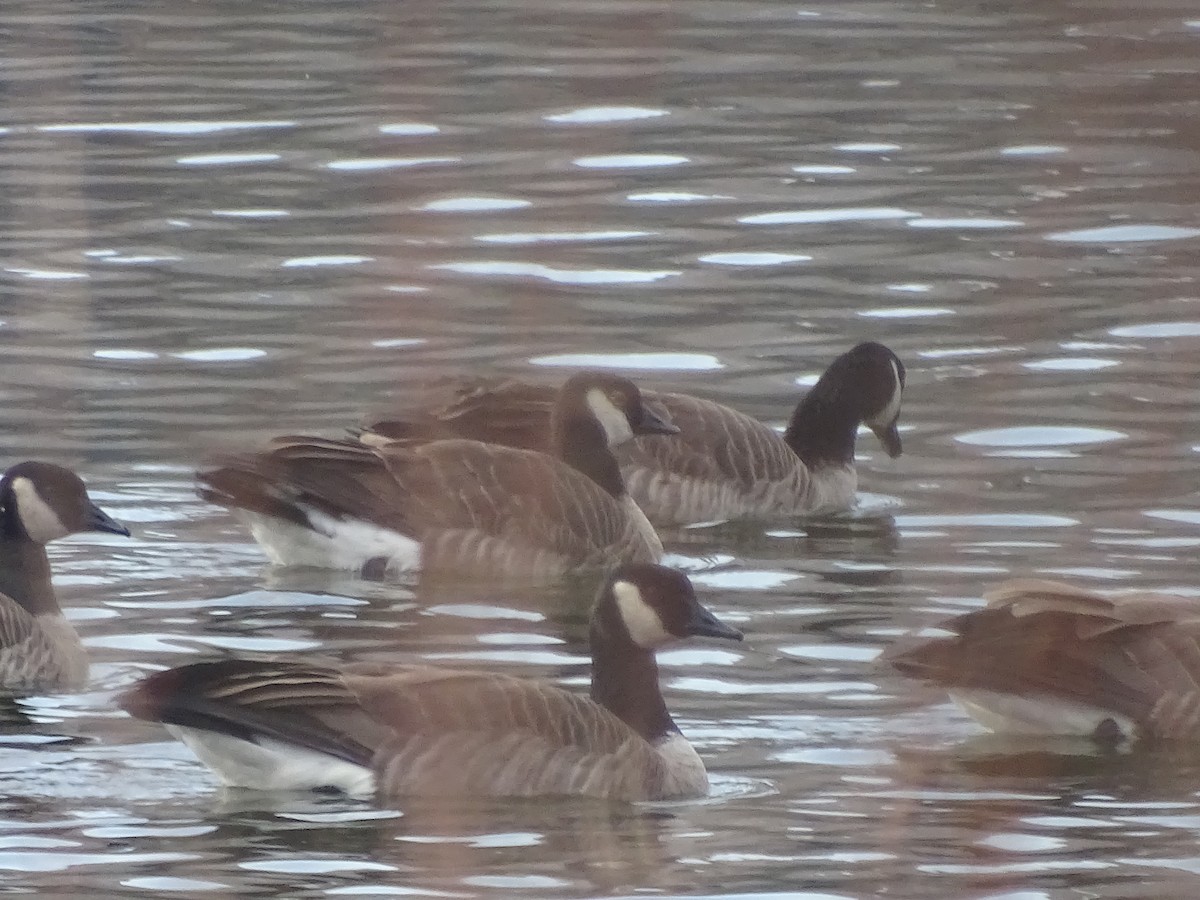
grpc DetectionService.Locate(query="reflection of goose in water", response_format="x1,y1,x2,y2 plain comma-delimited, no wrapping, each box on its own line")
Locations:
361,341,906,526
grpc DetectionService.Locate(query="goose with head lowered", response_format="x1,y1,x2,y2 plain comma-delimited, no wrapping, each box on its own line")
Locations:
0,461,130,693
120,563,744,801
884,579,1200,745
360,341,906,526
197,371,678,578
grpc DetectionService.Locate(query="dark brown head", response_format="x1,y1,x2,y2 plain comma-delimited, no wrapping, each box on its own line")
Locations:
843,342,905,458
556,372,678,449
595,562,743,650
0,461,130,544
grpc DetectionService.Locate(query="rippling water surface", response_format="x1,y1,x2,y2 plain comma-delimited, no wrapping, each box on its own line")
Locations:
2,0,1200,896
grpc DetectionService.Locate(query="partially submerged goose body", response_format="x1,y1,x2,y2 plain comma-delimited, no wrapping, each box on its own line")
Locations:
885,578,1200,744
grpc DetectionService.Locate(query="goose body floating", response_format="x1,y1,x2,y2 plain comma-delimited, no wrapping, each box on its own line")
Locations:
198,371,677,578
362,342,905,525
885,578,1200,744
121,564,743,801
0,462,130,693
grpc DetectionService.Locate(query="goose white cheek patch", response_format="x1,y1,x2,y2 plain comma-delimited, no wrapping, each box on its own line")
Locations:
869,359,903,428
613,580,672,647
11,477,70,542
586,389,634,447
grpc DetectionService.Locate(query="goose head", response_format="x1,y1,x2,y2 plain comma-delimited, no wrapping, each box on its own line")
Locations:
0,461,131,544
599,562,743,650
844,342,906,458
557,372,678,450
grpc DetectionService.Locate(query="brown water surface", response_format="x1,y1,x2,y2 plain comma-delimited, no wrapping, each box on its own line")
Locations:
2,0,1200,896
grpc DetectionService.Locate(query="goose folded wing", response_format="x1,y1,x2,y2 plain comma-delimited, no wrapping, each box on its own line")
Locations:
198,437,421,533
362,377,556,450
621,393,802,487
375,439,646,559
343,665,666,797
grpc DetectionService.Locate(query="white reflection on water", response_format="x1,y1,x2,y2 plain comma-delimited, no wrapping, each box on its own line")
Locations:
379,123,441,135
574,153,688,168
1046,224,1200,242
546,106,667,124
1024,357,1119,371
433,261,679,284
4,267,87,280
1000,144,1067,156
1109,321,1200,338
739,207,920,226
476,230,651,245
37,120,294,134
835,142,902,152
326,156,460,171
792,164,856,174
907,218,1023,230
627,191,734,202
956,426,1126,447
896,513,1079,528
281,255,373,268
859,307,953,319
93,350,159,361
171,348,267,362
698,252,811,266
422,197,531,212
177,153,281,166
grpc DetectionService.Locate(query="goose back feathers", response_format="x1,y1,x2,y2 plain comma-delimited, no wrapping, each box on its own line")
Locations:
120,563,744,801
0,462,130,693
197,372,676,577
885,578,1200,744
361,342,906,525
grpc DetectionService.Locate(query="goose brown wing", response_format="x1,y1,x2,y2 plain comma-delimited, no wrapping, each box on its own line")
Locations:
361,377,556,451
376,439,656,566
349,664,666,798
0,596,64,690
621,393,800,488
0,595,36,653
197,437,416,533
120,659,390,767
886,579,1200,738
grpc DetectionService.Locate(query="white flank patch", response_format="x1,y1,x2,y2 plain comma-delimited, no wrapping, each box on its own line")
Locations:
868,359,904,428
11,477,70,542
169,725,376,797
950,689,1137,740
586,389,634,447
613,580,672,648
652,732,709,798
241,508,422,571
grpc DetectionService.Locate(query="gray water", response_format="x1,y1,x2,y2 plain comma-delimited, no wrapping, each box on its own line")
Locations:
2,0,1200,896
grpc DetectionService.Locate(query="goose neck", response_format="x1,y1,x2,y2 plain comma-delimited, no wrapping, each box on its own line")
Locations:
552,412,625,498
588,616,677,742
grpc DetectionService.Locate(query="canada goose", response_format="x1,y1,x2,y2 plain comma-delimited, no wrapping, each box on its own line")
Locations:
197,371,678,577
120,563,744,800
0,462,130,693
360,341,906,525
884,579,1200,744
